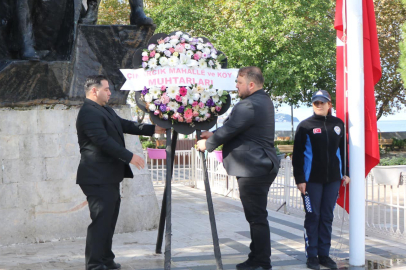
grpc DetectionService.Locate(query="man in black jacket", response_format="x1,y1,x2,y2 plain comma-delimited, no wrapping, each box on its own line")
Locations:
76,75,165,270
196,67,279,270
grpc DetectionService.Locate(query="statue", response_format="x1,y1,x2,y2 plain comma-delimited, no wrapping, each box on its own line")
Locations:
80,0,153,25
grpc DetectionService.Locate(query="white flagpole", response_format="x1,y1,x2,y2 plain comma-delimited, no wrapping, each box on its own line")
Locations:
346,0,366,266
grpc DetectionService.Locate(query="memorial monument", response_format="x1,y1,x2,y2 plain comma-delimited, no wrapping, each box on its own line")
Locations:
0,0,159,245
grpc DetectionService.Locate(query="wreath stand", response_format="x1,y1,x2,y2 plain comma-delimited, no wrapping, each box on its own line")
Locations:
154,128,223,270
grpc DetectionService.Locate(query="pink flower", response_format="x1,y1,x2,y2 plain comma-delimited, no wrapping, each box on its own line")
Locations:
186,118,192,123
205,113,211,118
192,101,198,107
158,39,165,44
169,48,175,53
193,111,199,117
175,95,182,102
184,108,193,119
178,116,184,122
142,56,149,61
199,102,204,108
160,93,170,104
216,106,221,112
161,85,166,91
172,112,179,119
179,87,187,96
166,107,171,111
154,110,160,115
175,44,185,53
150,51,156,57
193,54,200,60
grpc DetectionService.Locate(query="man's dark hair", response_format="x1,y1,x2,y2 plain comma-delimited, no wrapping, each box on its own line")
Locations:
84,75,108,93
238,66,264,86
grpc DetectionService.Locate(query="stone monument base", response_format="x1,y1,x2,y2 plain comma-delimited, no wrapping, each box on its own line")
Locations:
0,104,159,245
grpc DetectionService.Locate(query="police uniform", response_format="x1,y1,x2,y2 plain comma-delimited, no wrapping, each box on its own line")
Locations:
292,95,346,263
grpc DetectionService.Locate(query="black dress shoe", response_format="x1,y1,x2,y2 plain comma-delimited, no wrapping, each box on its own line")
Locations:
236,260,272,270
319,256,337,269
306,257,320,270
105,262,121,270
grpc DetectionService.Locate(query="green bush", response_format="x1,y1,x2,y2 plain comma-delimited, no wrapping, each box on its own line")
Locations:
390,138,405,150
215,145,223,151
378,157,406,166
275,146,281,155
157,145,166,149
274,140,294,146
142,141,156,149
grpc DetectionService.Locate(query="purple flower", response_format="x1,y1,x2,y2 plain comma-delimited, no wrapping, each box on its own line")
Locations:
211,48,217,54
142,62,147,68
164,50,172,57
190,45,196,51
207,42,214,48
141,87,149,95
154,99,161,105
160,104,167,112
180,38,186,43
177,106,185,113
206,99,215,107
164,37,170,42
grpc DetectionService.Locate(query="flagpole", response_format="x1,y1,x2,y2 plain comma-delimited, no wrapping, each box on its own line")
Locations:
346,0,366,266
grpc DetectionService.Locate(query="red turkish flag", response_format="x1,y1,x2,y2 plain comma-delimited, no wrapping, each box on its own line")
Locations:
335,0,382,213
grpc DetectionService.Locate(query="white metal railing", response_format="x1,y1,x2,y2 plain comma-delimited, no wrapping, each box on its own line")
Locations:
148,148,406,240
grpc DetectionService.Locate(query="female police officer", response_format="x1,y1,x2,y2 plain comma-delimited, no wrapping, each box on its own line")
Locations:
292,90,350,270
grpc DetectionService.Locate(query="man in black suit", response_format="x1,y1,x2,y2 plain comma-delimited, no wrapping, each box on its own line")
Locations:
197,66,279,270
76,75,165,270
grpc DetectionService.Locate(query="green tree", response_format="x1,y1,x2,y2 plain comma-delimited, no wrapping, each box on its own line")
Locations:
377,0,406,120
145,0,336,106
97,0,130,25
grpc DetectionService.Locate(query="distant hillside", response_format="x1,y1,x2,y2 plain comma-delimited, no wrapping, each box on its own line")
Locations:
275,113,299,122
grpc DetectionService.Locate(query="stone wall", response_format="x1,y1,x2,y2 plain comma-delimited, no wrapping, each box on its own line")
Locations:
0,104,159,246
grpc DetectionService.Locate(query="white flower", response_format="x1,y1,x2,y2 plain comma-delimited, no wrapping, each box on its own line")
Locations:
157,43,166,52
193,93,200,101
200,91,210,103
186,91,194,103
165,43,173,49
215,61,222,69
148,44,156,51
182,34,190,40
148,58,157,69
181,96,188,106
159,57,169,66
198,38,204,43
150,86,161,98
198,59,208,69
185,44,191,49
179,53,192,65
154,53,160,59
167,86,180,99
187,59,198,68
203,48,211,55
196,85,205,93
212,95,220,103
170,39,179,47
217,89,225,96
176,31,183,36
168,56,179,67
163,114,169,120
186,50,194,57
144,93,152,103
199,107,209,115
148,104,156,111
168,101,179,111
211,52,218,59
142,51,148,57
196,44,204,50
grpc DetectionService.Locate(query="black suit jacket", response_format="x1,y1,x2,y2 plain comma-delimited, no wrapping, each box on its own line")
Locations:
76,99,155,185
206,90,278,177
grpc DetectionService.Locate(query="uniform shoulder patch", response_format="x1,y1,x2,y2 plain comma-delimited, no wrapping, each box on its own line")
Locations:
334,126,341,135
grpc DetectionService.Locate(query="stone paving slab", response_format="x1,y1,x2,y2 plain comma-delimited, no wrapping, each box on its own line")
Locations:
1,184,406,270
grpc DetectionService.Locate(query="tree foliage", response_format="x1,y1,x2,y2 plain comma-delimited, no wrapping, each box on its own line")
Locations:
96,0,406,118
376,0,406,120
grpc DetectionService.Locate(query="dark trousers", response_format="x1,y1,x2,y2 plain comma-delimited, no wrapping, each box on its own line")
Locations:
303,180,341,258
237,173,276,268
80,184,121,270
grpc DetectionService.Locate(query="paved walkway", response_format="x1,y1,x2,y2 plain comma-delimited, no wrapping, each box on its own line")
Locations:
1,184,406,270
